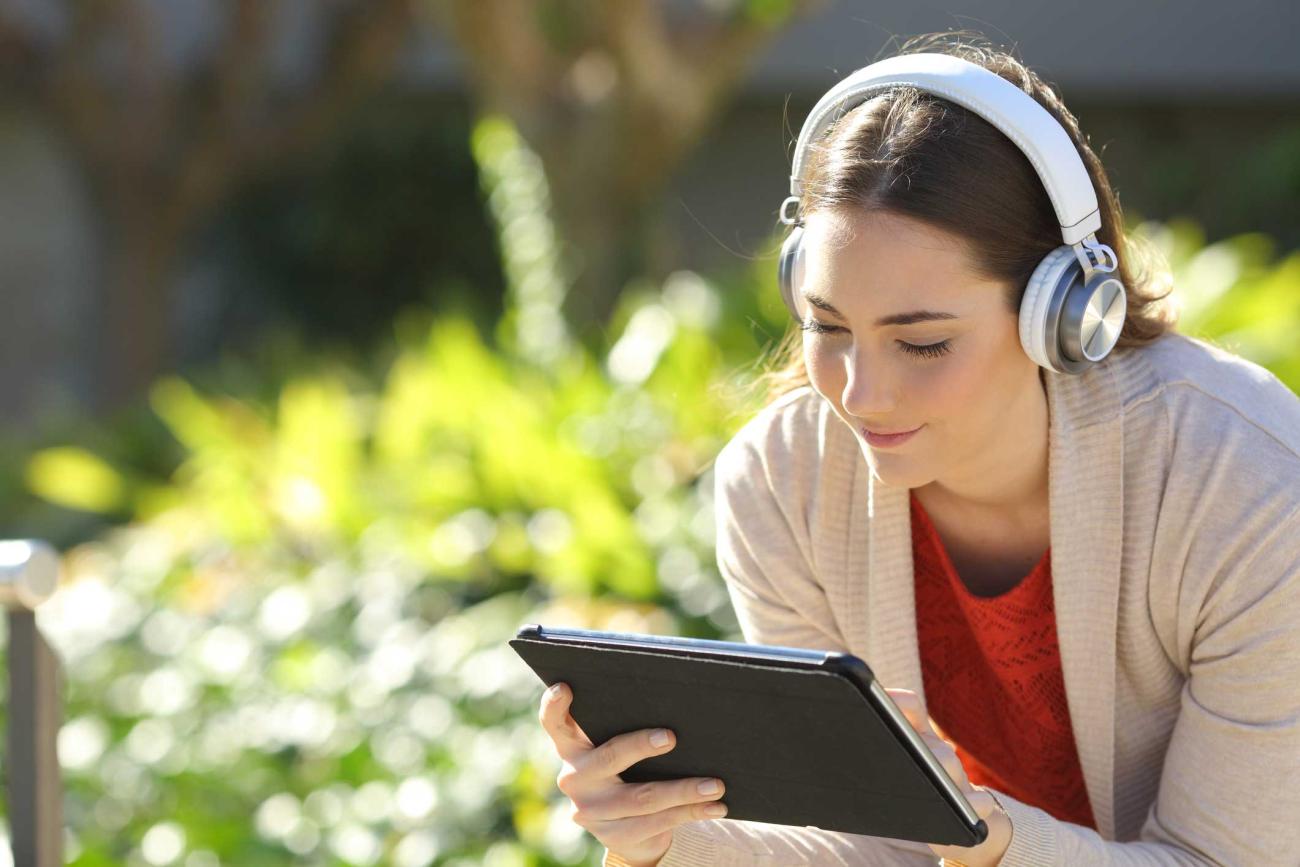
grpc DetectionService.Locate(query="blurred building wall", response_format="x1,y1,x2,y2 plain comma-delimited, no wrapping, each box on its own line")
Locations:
747,0,1300,96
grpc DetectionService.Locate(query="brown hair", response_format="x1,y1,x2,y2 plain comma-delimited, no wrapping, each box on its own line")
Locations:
757,31,1177,405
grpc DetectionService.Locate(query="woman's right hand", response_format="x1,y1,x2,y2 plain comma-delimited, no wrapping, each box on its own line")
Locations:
538,681,729,867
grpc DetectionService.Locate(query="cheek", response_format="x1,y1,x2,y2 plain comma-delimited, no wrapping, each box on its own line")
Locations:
803,338,843,398
905,349,1001,426
913,360,980,411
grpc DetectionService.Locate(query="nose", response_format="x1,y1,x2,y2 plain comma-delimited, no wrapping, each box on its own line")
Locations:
841,345,896,418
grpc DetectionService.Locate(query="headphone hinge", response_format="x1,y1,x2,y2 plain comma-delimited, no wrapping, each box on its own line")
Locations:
1074,235,1119,275
779,196,803,226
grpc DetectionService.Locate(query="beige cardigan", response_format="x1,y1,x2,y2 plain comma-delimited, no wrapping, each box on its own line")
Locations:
605,333,1300,867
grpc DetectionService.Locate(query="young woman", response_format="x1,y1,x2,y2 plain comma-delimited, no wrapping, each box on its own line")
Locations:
538,33,1300,867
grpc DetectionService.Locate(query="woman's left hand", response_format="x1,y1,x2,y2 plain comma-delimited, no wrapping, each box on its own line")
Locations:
885,688,1013,867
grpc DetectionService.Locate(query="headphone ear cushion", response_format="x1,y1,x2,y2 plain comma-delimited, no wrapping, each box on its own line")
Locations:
1018,245,1079,371
778,226,806,321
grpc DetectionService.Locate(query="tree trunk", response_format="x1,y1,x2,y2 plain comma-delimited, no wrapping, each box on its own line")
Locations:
541,139,660,334
3,0,420,411
439,0,821,337
98,192,178,409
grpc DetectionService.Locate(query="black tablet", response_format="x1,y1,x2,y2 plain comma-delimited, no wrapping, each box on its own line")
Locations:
509,623,988,847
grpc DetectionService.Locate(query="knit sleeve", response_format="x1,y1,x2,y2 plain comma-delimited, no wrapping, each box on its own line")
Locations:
600,421,942,867
992,499,1300,865
709,416,852,655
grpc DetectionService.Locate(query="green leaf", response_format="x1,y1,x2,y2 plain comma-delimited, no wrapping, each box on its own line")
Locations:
25,446,126,513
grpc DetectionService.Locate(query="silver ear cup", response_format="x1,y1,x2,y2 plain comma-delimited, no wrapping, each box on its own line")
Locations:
1019,246,1127,374
777,225,806,321
1061,275,1126,363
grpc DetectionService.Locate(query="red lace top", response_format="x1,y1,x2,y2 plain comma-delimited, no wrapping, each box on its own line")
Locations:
911,490,1097,829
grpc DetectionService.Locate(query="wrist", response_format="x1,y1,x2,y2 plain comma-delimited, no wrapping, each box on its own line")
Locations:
983,792,1014,865
604,851,665,867
603,832,673,867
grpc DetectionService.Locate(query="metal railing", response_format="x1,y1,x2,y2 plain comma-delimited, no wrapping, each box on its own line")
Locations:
0,540,63,867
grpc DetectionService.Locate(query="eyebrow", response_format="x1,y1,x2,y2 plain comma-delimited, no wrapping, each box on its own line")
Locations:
802,291,959,327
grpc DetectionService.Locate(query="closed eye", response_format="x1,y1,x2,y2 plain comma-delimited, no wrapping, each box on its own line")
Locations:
899,339,953,359
798,319,844,336
799,320,953,358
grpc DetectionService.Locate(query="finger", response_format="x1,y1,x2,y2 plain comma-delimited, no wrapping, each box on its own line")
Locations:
920,732,970,789
965,786,999,820
588,797,729,851
538,683,593,759
586,775,727,821
578,724,678,780
885,687,933,735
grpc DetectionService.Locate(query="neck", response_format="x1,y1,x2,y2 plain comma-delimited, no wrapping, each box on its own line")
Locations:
918,368,1050,521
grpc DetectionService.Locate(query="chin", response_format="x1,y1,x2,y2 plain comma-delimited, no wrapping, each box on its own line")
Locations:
856,441,930,489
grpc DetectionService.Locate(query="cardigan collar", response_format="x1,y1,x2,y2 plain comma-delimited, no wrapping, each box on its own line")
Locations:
845,354,1128,840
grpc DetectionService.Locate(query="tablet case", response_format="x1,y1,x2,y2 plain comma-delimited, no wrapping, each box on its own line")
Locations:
510,624,987,847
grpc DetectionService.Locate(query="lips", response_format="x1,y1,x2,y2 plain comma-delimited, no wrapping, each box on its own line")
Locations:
861,424,923,448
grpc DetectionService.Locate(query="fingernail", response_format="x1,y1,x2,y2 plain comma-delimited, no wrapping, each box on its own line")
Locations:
650,729,671,747
697,779,720,795
706,803,727,817
547,683,563,699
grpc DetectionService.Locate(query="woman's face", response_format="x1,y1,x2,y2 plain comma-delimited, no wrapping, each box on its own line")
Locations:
798,208,1044,491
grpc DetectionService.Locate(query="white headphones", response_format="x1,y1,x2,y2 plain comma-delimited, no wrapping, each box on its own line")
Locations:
777,53,1127,374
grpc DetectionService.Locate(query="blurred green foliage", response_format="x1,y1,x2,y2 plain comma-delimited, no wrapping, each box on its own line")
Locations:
1,111,1298,864
1,118,795,859
1143,217,1300,390
6,260,788,864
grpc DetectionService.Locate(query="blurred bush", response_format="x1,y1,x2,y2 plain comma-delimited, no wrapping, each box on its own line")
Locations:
1141,217,1300,390
3,247,794,864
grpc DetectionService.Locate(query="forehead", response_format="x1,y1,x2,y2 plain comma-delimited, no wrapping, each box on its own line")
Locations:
802,209,1000,309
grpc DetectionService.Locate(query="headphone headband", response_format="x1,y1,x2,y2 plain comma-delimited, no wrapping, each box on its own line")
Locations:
788,53,1101,245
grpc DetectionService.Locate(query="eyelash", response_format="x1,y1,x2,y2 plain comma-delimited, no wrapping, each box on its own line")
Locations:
798,320,953,358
